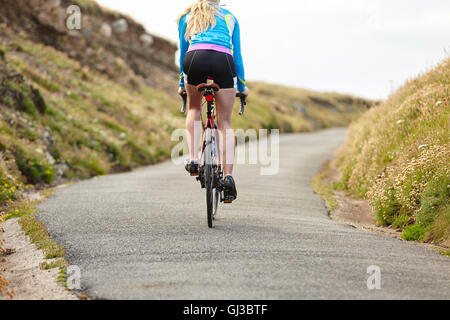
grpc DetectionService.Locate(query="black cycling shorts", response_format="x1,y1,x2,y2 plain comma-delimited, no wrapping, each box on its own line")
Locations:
183,49,237,89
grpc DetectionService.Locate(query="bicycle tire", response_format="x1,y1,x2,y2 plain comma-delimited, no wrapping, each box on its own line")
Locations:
205,129,214,228
212,126,221,220
213,189,219,220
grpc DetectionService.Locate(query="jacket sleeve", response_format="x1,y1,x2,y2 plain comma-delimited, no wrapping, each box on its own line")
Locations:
178,15,190,88
232,17,246,92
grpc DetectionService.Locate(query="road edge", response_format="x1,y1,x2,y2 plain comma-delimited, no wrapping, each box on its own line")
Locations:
0,186,85,300
311,159,450,257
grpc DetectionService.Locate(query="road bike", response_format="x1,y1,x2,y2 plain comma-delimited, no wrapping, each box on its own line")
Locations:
181,80,246,228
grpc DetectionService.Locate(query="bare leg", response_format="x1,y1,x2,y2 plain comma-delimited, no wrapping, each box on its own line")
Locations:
215,88,236,176
185,84,203,161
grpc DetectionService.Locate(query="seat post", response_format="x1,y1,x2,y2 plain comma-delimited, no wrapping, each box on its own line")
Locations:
206,79,215,120
197,79,219,123
206,88,214,120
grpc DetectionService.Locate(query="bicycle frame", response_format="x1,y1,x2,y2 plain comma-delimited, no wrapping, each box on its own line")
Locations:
198,88,223,184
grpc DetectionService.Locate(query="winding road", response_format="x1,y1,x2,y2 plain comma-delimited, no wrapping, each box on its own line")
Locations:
38,128,450,299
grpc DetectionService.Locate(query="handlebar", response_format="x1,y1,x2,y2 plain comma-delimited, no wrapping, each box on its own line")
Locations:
236,93,247,116
181,92,187,114
180,92,247,115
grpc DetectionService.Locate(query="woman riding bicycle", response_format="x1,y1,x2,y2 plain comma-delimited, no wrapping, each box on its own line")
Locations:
178,0,248,202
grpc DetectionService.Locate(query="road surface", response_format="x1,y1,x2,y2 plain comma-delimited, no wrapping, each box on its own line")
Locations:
38,128,450,299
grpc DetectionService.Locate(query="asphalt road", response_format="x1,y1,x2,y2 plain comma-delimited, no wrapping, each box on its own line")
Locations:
38,128,450,299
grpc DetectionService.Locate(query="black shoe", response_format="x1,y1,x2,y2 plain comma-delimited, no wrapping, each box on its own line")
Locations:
222,176,237,203
185,160,199,176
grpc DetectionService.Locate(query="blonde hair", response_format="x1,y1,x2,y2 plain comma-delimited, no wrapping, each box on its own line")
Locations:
177,0,219,41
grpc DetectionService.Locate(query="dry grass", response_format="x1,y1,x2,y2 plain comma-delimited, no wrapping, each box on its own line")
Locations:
242,81,372,133
334,57,450,245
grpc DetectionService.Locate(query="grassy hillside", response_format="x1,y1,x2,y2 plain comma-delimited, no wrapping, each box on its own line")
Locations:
334,58,449,248
238,82,371,133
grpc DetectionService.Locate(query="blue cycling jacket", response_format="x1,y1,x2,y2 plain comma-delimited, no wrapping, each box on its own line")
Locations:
178,7,246,92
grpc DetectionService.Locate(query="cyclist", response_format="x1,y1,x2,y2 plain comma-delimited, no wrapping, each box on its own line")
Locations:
177,0,248,203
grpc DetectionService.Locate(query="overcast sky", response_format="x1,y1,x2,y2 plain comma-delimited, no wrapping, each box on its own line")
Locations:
96,0,450,100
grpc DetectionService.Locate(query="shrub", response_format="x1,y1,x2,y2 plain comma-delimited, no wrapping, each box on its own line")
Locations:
402,224,426,241
0,170,18,206
13,146,55,184
1,96,15,108
391,215,410,229
21,96,38,116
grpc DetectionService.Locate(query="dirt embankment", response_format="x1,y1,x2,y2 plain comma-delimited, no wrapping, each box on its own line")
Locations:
0,0,178,92
1,217,77,300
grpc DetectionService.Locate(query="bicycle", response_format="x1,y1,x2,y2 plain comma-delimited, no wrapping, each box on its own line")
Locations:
181,79,246,228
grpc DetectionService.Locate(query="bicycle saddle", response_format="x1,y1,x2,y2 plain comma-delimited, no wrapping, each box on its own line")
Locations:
197,82,220,92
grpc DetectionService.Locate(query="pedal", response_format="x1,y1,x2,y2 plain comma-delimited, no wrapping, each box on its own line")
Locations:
223,196,235,204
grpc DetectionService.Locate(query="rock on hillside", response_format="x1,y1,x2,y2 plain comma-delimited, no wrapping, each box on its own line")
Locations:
0,0,178,92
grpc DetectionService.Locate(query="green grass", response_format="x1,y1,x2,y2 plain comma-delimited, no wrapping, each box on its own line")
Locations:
57,267,67,287
391,214,410,229
72,0,100,11
41,259,68,270
2,96,14,107
13,146,55,184
22,68,61,93
21,96,38,116
18,214,65,259
438,249,450,257
402,224,426,241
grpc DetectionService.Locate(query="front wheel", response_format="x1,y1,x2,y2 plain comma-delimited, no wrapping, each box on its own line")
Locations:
213,189,220,220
